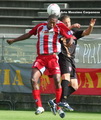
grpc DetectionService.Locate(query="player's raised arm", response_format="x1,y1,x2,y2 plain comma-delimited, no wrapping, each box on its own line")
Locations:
7,33,32,45
82,18,96,36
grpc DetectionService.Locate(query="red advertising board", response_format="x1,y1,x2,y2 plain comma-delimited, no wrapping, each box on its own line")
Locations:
40,68,101,95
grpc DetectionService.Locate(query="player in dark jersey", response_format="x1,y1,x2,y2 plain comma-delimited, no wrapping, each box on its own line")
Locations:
48,14,96,113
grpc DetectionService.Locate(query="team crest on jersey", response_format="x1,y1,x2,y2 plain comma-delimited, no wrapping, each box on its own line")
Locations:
67,30,73,35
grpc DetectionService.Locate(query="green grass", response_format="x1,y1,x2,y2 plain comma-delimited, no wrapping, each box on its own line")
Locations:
0,110,101,120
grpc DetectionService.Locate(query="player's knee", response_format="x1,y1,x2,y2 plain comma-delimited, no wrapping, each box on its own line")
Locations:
31,77,38,84
70,79,78,90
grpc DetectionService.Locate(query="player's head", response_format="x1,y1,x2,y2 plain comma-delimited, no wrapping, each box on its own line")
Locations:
60,14,71,27
47,14,58,29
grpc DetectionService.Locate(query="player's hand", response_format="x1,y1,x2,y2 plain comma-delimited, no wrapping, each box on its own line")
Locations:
90,19,96,27
6,39,14,45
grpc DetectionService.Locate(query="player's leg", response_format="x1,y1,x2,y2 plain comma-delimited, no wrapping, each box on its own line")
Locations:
58,53,71,102
59,78,78,112
53,73,62,103
48,73,61,115
60,73,70,102
66,64,78,97
58,73,74,111
31,56,46,115
58,54,74,111
48,74,61,116
47,54,65,118
59,63,78,111
53,74,65,118
67,78,78,97
31,68,45,115
48,73,73,113
47,54,62,106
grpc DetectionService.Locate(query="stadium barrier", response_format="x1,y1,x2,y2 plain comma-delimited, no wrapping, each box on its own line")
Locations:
0,34,101,111
1,34,101,95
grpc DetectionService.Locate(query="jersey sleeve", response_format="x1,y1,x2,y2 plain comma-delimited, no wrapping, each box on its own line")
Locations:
29,23,46,35
57,22,70,31
58,22,76,39
60,27,76,39
29,24,39,35
73,29,83,39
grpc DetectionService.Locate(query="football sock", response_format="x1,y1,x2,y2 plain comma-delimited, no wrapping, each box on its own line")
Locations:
32,89,42,107
56,88,62,103
61,80,70,102
67,86,75,97
56,88,62,110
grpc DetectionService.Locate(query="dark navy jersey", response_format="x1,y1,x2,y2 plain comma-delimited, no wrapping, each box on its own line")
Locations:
60,28,83,59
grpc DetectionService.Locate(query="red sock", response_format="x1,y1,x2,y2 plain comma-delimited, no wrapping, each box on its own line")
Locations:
32,90,42,107
56,88,62,103
56,88,62,110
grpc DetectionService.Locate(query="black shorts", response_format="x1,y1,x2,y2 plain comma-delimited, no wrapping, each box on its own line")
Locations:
58,53,77,79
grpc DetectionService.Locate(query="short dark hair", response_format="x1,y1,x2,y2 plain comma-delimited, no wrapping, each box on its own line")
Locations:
60,14,70,21
47,14,58,20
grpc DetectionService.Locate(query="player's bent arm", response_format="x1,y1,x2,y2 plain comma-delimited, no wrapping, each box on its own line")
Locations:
82,18,96,36
69,23,81,29
7,33,32,45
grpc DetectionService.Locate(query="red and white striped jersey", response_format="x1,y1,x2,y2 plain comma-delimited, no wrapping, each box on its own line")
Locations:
29,21,74,55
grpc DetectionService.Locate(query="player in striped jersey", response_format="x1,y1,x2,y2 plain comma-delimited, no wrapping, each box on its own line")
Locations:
7,14,75,117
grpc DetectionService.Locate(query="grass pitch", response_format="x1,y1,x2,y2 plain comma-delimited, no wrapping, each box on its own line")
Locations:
0,110,101,120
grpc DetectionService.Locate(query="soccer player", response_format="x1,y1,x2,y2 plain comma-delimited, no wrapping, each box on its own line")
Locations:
48,14,96,113
7,14,75,118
